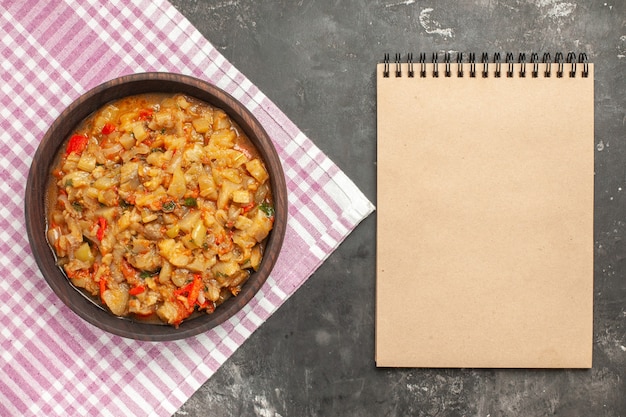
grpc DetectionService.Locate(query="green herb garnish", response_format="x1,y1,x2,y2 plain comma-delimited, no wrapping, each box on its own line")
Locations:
258,202,275,217
183,197,197,208
162,200,176,212
139,269,160,279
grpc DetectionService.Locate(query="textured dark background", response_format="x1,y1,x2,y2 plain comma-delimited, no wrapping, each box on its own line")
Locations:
168,1,625,416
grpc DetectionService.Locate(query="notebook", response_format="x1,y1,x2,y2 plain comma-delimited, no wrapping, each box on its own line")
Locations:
375,52,594,368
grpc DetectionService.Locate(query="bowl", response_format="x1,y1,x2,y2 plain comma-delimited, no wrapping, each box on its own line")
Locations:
25,73,287,341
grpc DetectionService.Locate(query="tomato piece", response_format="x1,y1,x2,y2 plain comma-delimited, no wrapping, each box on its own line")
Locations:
101,123,116,135
65,134,88,155
241,202,255,214
121,259,137,281
174,281,194,296
99,276,107,304
129,285,145,296
138,109,153,120
96,217,107,241
187,274,202,310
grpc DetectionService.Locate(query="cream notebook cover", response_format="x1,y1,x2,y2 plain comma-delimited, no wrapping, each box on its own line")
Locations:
375,53,594,368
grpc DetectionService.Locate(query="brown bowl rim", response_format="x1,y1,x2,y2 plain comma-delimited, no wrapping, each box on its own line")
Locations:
24,72,287,341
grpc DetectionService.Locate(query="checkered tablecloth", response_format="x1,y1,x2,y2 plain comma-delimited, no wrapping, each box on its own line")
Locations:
0,1,374,415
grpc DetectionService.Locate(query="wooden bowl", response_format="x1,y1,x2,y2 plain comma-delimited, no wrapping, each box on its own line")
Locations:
25,73,287,341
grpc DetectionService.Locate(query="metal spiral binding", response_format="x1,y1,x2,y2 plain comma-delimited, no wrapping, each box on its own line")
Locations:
382,52,589,78
383,53,390,78
506,53,515,78
543,52,552,77
494,53,502,78
567,52,577,77
531,53,539,78
395,53,402,77
519,53,526,78
579,53,589,78
555,52,564,78
481,52,489,78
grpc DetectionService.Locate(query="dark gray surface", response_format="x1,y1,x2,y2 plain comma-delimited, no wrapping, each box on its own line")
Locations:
168,1,625,416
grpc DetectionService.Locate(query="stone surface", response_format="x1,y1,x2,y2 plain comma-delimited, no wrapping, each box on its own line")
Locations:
168,0,626,415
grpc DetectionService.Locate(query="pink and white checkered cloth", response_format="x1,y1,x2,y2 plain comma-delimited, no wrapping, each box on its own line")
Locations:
0,1,374,415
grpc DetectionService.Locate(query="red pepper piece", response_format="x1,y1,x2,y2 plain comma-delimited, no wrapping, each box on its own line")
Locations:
174,281,194,296
187,273,202,310
196,299,215,313
120,259,137,281
129,285,145,296
241,202,255,214
101,123,116,135
99,276,107,304
203,301,215,313
96,217,107,241
173,273,203,312
138,109,153,120
65,134,88,155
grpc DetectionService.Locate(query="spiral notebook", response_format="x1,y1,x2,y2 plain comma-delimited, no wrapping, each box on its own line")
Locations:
375,52,594,368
